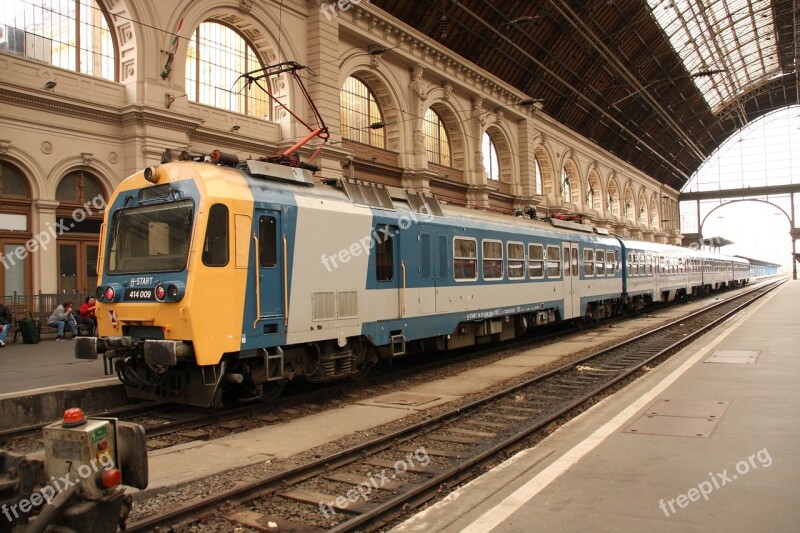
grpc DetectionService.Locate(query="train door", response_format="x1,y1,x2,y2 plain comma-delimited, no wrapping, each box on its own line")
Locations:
562,241,581,319
417,226,450,313
374,223,401,319
418,226,435,314
255,210,285,335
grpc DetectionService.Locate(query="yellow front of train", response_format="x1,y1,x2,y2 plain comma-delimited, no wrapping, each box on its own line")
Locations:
76,159,255,406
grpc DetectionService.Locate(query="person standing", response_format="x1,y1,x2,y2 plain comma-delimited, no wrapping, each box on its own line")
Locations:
48,301,78,341
0,303,11,347
79,296,97,337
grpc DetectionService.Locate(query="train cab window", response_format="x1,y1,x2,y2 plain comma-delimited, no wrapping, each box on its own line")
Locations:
546,246,561,278
258,216,277,267
583,248,594,276
375,224,394,281
595,250,605,276
529,244,544,278
482,240,503,280
507,242,525,280
454,237,477,280
202,204,229,267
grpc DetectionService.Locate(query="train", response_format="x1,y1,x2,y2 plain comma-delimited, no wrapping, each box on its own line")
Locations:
75,150,750,407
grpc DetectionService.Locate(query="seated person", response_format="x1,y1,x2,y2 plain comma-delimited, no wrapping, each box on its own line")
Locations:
48,300,78,341
79,296,97,337
0,303,11,347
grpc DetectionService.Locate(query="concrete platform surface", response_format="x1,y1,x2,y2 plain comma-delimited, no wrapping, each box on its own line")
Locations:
392,280,799,533
0,337,114,396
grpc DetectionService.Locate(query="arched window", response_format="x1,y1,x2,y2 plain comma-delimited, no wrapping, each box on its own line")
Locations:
534,156,543,195
3,0,116,81
186,22,270,119
340,77,385,148
561,167,571,203
56,170,105,295
422,108,451,166
56,170,104,205
482,132,500,181
0,162,28,198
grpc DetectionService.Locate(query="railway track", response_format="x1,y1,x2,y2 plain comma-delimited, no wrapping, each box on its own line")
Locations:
0,281,762,447
126,279,784,532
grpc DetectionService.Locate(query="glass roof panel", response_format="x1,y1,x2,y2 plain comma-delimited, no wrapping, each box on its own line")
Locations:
648,0,778,113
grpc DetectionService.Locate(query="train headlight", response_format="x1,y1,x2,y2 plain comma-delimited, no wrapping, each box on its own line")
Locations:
166,282,185,302
96,286,105,301
101,283,123,303
143,165,164,184
155,284,166,301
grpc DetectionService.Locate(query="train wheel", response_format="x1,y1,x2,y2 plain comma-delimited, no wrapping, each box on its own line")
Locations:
349,363,372,382
260,380,287,402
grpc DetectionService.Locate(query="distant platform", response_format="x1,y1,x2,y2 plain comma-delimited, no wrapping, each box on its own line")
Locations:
393,281,800,532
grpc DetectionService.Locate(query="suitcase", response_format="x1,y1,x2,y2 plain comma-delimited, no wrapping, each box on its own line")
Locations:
18,317,40,344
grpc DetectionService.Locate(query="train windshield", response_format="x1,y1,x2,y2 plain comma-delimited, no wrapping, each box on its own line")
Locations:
106,200,194,274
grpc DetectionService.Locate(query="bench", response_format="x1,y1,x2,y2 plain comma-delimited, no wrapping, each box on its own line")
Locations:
10,309,88,342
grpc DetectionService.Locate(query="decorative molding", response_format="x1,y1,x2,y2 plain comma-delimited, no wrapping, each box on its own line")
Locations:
81,152,94,166
0,139,11,154
40,141,53,154
108,152,119,164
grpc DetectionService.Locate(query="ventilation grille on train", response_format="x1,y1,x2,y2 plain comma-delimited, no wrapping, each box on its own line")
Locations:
341,179,395,210
406,191,444,217
312,291,359,320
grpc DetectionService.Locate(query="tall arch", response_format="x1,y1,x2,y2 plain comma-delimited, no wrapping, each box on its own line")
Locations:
623,183,636,222
561,158,581,207
650,195,660,230
587,169,603,212
607,177,621,217
339,64,405,154
637,190,648,225
533,143,556,199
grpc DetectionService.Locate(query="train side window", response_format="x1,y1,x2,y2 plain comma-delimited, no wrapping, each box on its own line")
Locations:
203,204,229,267
375,224,394,281
595,250,605,275
583,248,594,276
507,242,525,280
547,246,561,278
482,240,503,280
453,237,477,281
647,255,654,275
420,234,431,280
607,251,615,276
627,253,633,276
571,247,579,277
529,244,544,278
258,216,277,267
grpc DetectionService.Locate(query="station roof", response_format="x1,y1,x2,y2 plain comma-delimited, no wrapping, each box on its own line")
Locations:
372,0,798,192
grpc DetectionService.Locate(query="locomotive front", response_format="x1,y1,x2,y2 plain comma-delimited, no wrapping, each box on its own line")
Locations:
76,160,252,407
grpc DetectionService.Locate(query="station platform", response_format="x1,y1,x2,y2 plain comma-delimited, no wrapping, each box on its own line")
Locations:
0,337,114,397
393,280,800,532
